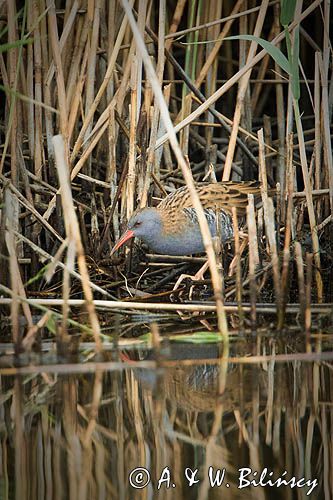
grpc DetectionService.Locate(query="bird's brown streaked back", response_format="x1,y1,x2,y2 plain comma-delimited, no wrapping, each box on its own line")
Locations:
157,181,262,215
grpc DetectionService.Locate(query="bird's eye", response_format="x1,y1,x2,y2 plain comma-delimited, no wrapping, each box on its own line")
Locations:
134,221,141,227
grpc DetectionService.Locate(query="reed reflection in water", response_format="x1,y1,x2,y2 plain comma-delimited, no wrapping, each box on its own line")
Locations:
0,342,332,499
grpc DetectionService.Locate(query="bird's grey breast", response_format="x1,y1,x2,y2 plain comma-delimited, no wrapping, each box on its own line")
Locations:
140,207,234,255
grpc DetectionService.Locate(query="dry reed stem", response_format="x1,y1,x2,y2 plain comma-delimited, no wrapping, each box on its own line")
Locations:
126,56,138,219
2,292,331,315
204,1,221,162
67,41,89,142
314,52,321,199
293,100,323,302
5,230,33,328
165,1,276,41
274,7,286,201
42,117,111,220
294,241,306,326
247,194,259,329
4,191,20,345
32,2,42,187
318,52,333,214
52,135,102,352
83,0,101,177
222,0,269,181
155,0,322,152
0,0,19,179
107,106,119,240
0,174,63,241
26,2,34,162
46,0,68,143
279,133,294,328
43,31,134,219
121,0,228,336
164,0,187,51
70,0,134,163
305,253,313,339
140,0,166,208
265,200,282,309
231,207,244,328
258,129,282,319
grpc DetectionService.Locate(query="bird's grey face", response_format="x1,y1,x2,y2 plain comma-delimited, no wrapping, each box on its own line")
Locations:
110,207,162,255
127,208,162,241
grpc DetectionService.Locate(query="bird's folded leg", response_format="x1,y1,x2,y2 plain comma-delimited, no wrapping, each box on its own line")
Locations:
172,260,210,301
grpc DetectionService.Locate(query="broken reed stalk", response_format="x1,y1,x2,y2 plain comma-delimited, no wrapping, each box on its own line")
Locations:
246,194,258,330
258,128,282,324
231,207,244,329
293,99,323,303
317,52,333,216
294,241,306,328
121,0,228,337
305,253,313,341
279,133,294,329
314,52,321,202
126,56,138,220
52,135,102,352
264,198,282,316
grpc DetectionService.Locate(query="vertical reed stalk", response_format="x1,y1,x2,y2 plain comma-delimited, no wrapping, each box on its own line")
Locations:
258,128,282,322
83,0,101,176
46,0,69,145
314,52,321,199
293,101,323,303
232,207,244,329
126,56,138,219
305,253,313,341
279,133,294,329
294,241,306,327
53,135,102,351
247,194,258,330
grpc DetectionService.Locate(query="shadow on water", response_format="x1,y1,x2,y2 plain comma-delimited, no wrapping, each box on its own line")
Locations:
0,326,332,499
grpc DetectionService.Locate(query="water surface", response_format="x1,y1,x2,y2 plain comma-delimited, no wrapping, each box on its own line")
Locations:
0,329,332,499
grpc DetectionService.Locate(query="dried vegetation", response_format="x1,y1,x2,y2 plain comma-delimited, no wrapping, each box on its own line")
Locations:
0,0,332,345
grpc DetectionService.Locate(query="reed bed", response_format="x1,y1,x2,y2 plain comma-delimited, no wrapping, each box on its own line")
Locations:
0,0,332,348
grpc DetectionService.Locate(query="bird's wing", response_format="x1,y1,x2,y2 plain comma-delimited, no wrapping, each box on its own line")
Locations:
158,181,262,214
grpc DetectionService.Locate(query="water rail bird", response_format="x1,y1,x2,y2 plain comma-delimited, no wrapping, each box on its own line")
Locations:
111,181,262,256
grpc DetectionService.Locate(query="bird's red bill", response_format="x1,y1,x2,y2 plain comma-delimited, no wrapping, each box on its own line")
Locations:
110,229,135,255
